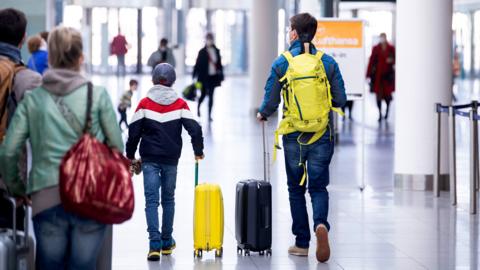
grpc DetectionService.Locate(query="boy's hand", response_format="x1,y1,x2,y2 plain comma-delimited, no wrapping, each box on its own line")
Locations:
195,155,204,160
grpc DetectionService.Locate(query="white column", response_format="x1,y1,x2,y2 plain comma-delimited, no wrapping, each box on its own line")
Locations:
249,0,278,112
394,0,453,190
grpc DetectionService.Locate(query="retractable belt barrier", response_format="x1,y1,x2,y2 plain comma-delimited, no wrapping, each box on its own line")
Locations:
435,101,479,214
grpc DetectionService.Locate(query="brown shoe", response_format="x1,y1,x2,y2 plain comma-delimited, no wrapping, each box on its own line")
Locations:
288,245,309,256
315,225,330,262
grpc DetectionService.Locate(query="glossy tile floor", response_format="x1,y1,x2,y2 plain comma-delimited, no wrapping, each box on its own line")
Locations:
90,74,480,270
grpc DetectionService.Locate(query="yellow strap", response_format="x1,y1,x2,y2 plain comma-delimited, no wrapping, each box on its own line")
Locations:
282,51,294,63
332,107,345,116
279,51,294,83
315,50,324,59
299,163,307,186
273,130,280,162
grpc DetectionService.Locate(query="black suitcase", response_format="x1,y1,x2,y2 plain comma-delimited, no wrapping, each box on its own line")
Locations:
235,122,272,256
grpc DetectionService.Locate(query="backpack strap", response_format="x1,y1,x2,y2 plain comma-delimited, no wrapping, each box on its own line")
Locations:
314,51,324,60
279,51,294,83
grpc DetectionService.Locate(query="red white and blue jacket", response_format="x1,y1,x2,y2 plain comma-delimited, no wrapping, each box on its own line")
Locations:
126,85,204,165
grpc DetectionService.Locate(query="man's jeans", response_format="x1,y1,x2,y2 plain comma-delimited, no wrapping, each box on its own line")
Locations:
33,205,106,270
142,162,177,248
283,131,334,249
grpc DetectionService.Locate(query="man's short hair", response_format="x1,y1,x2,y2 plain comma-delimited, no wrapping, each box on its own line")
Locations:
0,8,27,46
290,13,318,43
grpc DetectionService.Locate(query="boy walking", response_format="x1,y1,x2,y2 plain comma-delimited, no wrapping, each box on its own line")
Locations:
118,79,137,129
126,63,204,261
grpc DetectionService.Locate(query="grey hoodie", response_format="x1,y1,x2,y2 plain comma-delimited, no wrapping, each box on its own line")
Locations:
147,84,179,105
42,68,89,96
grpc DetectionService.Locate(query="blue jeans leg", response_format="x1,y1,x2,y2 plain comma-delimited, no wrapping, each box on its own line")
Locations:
143,162,162,247
33,205,106,270
33,206,69,270
306,133,334,232
283,133,310,248
159,164,177,241
69,213,106,270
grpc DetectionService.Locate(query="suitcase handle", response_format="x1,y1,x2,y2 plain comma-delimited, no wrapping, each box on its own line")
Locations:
195,160,199,187
1,192,29,249
262,121,270,182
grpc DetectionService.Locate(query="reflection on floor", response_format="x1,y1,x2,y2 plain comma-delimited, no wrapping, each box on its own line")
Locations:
90,74,480,270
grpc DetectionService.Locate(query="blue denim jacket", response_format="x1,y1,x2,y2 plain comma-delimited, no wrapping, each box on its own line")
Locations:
258,40,347,118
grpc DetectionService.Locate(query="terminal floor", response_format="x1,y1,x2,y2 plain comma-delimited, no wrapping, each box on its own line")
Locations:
89,74,480,270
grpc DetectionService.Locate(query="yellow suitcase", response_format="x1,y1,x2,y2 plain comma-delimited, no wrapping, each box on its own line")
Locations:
193,162,224,258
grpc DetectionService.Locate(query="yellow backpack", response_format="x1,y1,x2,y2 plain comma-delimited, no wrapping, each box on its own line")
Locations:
274,50,342,184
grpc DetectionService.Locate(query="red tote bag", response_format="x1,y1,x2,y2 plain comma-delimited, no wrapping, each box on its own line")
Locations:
57,83,134,224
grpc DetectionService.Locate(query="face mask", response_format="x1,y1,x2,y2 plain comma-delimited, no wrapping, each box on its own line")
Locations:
286,29,297,47
380,37,387,44
160,46,166,52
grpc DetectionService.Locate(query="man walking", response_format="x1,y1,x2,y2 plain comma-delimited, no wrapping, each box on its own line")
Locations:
257,13,346,262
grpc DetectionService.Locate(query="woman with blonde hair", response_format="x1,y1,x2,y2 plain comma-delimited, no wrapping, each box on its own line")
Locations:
0,26,123,269
26,34,48,74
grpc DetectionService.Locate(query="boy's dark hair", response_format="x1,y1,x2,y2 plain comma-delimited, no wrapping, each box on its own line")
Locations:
290,13,317,43
160,38,168,46
129,79,138,86
0,8,27,46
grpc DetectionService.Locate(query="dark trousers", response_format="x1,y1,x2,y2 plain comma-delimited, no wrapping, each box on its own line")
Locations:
197,81,216,118
283,131,334,248
118,108,128,129
116,54,126,76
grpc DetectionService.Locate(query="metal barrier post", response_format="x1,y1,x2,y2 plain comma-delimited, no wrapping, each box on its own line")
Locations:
448,107,457,206
470,101,478,214
434,103,442,197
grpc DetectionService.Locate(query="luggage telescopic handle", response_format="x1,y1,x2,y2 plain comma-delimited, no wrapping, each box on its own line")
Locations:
262,121,270,182
195,160,199,187
3,194,29,249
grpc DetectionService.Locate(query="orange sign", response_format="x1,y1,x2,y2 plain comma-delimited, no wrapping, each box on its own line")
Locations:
312,21,363,49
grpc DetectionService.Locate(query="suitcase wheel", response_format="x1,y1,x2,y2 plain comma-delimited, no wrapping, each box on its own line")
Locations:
237,246,243,255
244,249,251,256
215,247,223,258
194,249,203,259
259,250,265,256
266,249,272,256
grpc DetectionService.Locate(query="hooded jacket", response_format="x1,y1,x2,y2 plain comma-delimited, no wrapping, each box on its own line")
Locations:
126,85,204,165
0,68,123,216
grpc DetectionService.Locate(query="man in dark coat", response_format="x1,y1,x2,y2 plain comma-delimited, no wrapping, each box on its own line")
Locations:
192,33,224,121
367,33,395,121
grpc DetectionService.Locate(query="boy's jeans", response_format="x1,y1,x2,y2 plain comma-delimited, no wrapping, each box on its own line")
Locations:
142,162,177,247
282,131,334,249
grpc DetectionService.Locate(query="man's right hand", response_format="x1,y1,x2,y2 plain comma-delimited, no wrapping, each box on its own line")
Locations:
256,112,267,122
195,155,205,161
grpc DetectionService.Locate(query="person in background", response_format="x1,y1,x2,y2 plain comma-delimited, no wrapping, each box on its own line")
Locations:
118,79,138,129
148,38,176,70
342,100,354,120
111,28,129,76
193,33,224,121
257,13,346,263
126,63,204,261
0,8,42,230
366,33,395,122
27,35,49,74
0,26,123,269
